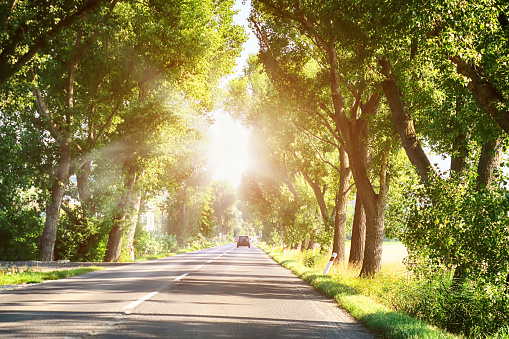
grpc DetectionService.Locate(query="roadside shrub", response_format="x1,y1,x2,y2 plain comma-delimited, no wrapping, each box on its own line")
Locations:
54,212,109,262
278,244,509,338
399,173,509,337
134,230,177,256
0,209,41,261
303,250,324,268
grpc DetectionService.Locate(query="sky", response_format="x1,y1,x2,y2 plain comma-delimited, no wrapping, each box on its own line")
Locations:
208,0,259,187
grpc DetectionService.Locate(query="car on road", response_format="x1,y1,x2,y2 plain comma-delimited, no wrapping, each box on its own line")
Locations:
237,235,250,248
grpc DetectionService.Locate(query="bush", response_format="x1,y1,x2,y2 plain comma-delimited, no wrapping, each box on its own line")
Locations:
399,174,509,337
0,209,43,261
303,250,324,268
54,212,109,262
134,230,177,256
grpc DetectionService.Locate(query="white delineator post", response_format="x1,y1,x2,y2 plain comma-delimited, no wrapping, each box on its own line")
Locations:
283,245,287,256
323,252,337,275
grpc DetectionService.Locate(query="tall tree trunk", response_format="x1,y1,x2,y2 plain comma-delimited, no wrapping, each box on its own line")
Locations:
124,194,142,254
477,138,503,189
38,29,92,261
265,8,388,276
360,185,388,277
332,146,351,263
349,130,369,267
356,149,390,277
450,97,469,175
450,132,468,175
77,159,94,213
349,193,366,266
40,137,72,261
181,184,187,236
103,163,137,262
380,57,435,183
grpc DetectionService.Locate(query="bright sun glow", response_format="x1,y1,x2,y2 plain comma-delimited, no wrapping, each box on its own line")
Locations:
208,111,251,187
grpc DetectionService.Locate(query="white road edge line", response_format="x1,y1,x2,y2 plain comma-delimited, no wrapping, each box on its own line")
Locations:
123,246,235,313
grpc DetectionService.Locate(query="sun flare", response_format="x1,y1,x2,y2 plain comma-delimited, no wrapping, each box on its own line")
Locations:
208,111,251,187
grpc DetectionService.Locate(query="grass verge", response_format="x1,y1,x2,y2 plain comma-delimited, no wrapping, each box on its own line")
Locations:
0,266,104,286
261,244,459,339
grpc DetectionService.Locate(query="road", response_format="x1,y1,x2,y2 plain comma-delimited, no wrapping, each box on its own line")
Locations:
0,244,377,338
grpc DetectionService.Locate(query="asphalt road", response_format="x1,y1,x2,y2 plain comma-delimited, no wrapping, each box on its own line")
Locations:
0,244,377,338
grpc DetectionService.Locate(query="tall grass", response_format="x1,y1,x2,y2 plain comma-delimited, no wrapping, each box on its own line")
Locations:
265,244,509,338
263,244,461,338
0,266,104,285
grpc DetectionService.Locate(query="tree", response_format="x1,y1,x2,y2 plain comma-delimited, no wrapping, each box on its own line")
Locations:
199,188,217,238
0,0,107,88
247,0,403,276
211,180,237,236
7,0,245,261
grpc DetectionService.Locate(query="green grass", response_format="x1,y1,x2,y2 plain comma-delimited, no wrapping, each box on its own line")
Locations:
0,266,104,286
261,244,459,339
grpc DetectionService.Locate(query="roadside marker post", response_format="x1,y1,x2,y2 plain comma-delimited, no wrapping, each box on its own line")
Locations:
283,245,287,256
323,252,337,275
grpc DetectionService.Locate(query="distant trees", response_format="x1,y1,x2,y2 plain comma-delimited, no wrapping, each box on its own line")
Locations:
211,180,238,236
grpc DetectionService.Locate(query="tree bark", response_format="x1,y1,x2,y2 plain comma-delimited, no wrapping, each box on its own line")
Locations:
300,170,329,225
77,159,94,212
332,146,351,263
450,56,509,135
123,194,142,255
450,132,468,175
103,162,137,262
380,57,435,183
477,138,504,189
349,192,366,265
359,152,390,277
40,137,72,261
325,41,386,277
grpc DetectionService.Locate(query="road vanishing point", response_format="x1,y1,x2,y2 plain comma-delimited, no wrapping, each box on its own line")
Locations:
0,244,377,338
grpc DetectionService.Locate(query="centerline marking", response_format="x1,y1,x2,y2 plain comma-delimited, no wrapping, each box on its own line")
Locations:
122,246,235,313
174,273,189,281
123,291,158,313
